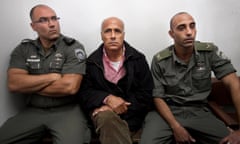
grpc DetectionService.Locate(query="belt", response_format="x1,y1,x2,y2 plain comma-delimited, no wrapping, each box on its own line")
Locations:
164,98,207,107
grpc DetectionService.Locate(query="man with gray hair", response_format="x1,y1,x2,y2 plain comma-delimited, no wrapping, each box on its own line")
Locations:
78,17,153,144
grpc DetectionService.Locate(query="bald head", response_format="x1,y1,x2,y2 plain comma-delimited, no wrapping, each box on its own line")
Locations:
30,4,55,21
170,12,194,30
101,17,125,32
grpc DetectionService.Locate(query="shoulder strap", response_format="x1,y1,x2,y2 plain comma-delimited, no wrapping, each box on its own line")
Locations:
155,46,173,61
195,41,215,51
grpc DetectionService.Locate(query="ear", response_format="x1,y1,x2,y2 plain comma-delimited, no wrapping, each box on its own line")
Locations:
30,22,36,31
123,31,125,38
101,32,104,41
168,30,174,39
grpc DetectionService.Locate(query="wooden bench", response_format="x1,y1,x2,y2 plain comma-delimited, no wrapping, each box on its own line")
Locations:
208,77,239,130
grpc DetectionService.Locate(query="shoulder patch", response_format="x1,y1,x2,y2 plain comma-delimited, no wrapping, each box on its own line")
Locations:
195,41,214,51
155,47,172,61
63,37,76,45
21,39,33,44
75,48,86,62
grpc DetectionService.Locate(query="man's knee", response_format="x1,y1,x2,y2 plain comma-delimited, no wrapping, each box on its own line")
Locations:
93,110,129,133
94,110,119,125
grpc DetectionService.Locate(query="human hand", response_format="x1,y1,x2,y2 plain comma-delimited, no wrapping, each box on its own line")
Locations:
49,73,62,81
220,130,240,144
172,124,196,144
92,105,113,117
105,95,131,114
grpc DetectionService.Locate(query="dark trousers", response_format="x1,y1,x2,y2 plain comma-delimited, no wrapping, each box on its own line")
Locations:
140,106,230,144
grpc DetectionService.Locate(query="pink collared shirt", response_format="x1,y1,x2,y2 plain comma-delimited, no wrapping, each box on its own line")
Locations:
102,48,126,84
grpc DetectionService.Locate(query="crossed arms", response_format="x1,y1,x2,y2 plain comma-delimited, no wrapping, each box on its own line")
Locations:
8,68,82,97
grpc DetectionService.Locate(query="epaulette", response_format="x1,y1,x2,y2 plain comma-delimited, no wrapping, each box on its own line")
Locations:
21,39,33,44
195,41,215,51
63,37,76,46
155,47,172,61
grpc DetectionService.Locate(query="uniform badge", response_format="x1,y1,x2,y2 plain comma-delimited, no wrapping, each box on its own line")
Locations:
75,48,86,61
196,61,206,71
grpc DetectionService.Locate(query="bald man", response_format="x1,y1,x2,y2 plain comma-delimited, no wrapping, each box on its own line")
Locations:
78,17,154,144
0,4,90,144
140,12,240,144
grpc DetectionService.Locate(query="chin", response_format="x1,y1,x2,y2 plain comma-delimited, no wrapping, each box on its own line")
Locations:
184,42,194,48
50,34,60,40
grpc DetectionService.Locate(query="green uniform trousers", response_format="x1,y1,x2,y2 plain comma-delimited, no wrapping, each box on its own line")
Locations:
140,106,229,144
0,104,90,144
92,110,132,144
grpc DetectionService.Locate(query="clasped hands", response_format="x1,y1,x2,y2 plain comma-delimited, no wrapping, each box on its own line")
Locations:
92,94,131,117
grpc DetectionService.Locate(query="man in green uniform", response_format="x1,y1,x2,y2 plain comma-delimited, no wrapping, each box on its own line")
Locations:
140,12,240,144
0,4,90,144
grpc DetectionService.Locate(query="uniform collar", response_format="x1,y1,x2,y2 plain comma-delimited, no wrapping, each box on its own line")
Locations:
32,34,63,52
172,46,198,66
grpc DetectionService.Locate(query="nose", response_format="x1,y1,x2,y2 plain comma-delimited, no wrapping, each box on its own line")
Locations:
48,19,56,27
186,27,192,36
110,31,116,40
110,31,116,38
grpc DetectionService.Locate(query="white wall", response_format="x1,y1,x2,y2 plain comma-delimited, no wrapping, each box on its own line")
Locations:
0,0,240,125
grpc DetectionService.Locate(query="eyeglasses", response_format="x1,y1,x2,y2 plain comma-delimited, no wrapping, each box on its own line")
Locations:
33,16,60,24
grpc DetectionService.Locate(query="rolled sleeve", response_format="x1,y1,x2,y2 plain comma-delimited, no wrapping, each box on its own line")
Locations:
211,48,236,79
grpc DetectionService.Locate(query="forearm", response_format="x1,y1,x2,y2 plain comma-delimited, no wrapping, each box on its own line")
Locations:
154,98,181,129
232,95,240,125
8,69,60,93
222,73,240,123
231,88,240,123
38,74,82,97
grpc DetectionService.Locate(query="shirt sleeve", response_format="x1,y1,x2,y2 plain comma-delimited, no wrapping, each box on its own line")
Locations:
211,46,236,79
8,44,28,70
61,41,87,74
151,55,165,98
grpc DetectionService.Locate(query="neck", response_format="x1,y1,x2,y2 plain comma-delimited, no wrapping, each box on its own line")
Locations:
174,45,193,63
40,38,55,52
105,49,123,62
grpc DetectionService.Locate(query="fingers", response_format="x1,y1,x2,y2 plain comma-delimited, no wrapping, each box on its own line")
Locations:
189,135,196,143
220,138,228,144
92,106,113,117
106,95,131,113
125,102,131,105
173,126,196,144
113,102,131,114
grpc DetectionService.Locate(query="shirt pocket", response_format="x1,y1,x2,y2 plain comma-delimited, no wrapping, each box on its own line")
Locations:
26,58,42,74
163,72,178,86
49,57,65,72
163,72,181,94
192,69,211,92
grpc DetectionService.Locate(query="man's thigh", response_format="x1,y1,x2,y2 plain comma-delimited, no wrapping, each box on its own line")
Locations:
0,108,46,144
178,107,230,143
140,111,173,144
47,104,91,144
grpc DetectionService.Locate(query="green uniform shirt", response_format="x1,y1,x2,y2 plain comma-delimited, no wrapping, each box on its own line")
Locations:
9,35,87,108
151,41,236,105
